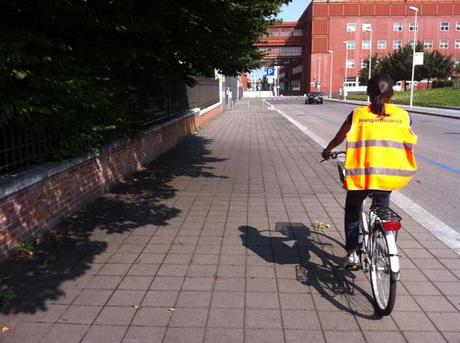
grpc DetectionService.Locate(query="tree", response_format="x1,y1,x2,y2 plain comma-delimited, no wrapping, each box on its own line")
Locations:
358,54,382,85
0,0,290,156
420,50,455,83
378,42,425,90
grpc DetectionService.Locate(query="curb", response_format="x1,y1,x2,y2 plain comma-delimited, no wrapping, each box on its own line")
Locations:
325,98,460,120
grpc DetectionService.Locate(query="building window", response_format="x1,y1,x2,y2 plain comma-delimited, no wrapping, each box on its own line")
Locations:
292,29,303,36
424,40,433,49
362,40,371,49
456,22,460,31
290,80,301,91
393,23,403,32
361,59,366,69
377,40,387,49
269,31,279,37
393,40,402,49
346,59,355,68
408,40,415,48
409,23,418,31
346,40,355,49
439,39,448,49
440,22,449,31
347,23,356,32
455,40,460,49
292,65,303,74
362,23,372,32
280,30,292,37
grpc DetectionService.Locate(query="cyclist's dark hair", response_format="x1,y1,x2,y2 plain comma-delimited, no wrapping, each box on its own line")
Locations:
367,72,394,116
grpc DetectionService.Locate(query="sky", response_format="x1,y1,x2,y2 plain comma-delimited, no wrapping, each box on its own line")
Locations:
249,0,311,80
277,0,311,21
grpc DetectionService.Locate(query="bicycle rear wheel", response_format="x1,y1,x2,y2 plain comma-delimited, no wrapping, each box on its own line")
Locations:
370,224,397,315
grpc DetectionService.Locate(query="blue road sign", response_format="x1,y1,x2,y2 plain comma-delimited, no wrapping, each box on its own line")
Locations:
266,67,275,76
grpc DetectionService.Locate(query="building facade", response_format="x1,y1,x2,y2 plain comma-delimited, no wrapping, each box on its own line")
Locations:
258,0,460,94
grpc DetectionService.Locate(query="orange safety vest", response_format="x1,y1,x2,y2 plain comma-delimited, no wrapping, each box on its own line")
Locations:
344,104,417,191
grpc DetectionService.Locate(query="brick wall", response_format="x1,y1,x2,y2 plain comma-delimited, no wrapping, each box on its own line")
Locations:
0,104,223,259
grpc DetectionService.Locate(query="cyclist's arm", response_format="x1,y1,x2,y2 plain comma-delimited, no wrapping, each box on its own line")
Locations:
322,120,351,157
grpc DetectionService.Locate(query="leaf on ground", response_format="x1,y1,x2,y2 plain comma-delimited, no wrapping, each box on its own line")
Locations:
1,326,10,334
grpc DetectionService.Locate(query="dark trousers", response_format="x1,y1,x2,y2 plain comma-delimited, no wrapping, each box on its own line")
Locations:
344,190,391,252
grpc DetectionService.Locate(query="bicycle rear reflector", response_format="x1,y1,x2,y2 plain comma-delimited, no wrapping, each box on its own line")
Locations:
383,221,402,231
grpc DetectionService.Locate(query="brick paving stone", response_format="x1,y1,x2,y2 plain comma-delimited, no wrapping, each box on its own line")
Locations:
282,309,321,330
58,305,102,324
426,312,460,332
434,282,460,296
150,276,184,291
207,308,244,328
80,325,127,343
1,323,51,343
245,328,285,343
279,293,315,310
98,263,131,276
176,291,211,308
247,278,278,293
204,328,244,343
403,331,448,343
40,323,89,343
245,309,283,329
73,289,113,306
163,327,205,343
118,276,152,290
362,331,406,343
182,276,214,291
414,295,459,312
132,307,172,326
127,263,160,276
285,330,325,343
211,291,245,308
323,331,366,343
86,275,122,289
122,326,166,343
317,311,360,331
356,314,399,331
169,308,208,328
214,278,245,292
94,306,136,327
108,290,146,306
391,312,437,331
246,292,280,309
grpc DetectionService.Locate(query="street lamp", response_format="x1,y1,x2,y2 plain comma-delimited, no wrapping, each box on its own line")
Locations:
344,41,349,101
364,24,373,82
328,50,333,99
409,6,418,108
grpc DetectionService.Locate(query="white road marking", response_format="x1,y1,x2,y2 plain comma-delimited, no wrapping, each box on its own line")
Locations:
268,101,460,256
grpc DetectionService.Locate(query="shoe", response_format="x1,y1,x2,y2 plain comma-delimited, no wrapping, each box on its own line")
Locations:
343,250,360,271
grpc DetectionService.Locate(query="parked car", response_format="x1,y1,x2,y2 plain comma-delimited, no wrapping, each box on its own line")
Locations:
305,92,323,104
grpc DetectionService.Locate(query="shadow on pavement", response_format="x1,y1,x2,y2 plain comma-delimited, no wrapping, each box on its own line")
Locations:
1,135,226,315
239,223,380,319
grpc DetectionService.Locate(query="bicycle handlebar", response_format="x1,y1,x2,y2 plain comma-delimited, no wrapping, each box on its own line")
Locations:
320,151,345,162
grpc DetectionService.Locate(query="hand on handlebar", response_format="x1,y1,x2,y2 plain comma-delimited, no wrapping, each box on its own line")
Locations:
320,150,345,162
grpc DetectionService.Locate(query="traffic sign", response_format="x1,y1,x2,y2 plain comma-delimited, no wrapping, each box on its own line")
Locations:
266,67,275,76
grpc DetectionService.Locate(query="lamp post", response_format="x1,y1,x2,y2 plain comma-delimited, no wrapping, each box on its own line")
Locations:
328,50,333,99
409,6,418,108
344,41,348,101
364,25,373,82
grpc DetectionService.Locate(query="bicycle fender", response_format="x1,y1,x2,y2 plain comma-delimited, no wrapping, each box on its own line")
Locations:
384,231,400,274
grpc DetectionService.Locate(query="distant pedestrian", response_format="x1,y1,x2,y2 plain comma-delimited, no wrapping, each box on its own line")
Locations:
321,72,417,270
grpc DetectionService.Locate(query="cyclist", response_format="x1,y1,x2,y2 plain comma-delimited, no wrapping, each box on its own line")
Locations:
322,73,417,270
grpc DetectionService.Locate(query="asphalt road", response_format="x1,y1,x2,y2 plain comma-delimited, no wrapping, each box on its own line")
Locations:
268,99,460,233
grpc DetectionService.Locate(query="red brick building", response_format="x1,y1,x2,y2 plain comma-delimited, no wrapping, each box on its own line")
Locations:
258,0,460,94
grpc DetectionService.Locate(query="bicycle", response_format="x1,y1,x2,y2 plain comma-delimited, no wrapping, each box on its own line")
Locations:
321,151,402,315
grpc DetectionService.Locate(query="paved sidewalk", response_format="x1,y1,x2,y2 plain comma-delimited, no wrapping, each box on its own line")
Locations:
1,101,459,343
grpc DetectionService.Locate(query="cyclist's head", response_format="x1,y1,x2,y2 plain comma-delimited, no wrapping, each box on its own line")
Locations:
367,72,394,116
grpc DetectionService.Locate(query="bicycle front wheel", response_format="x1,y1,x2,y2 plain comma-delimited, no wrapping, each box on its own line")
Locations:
370,224,397,315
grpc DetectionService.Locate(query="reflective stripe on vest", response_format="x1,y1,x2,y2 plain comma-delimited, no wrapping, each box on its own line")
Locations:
346,140,414,150
344,104,417,191
346,168,416,177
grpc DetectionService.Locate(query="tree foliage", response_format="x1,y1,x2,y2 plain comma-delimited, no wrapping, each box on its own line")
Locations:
358,42,456,90
1,0,289,158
